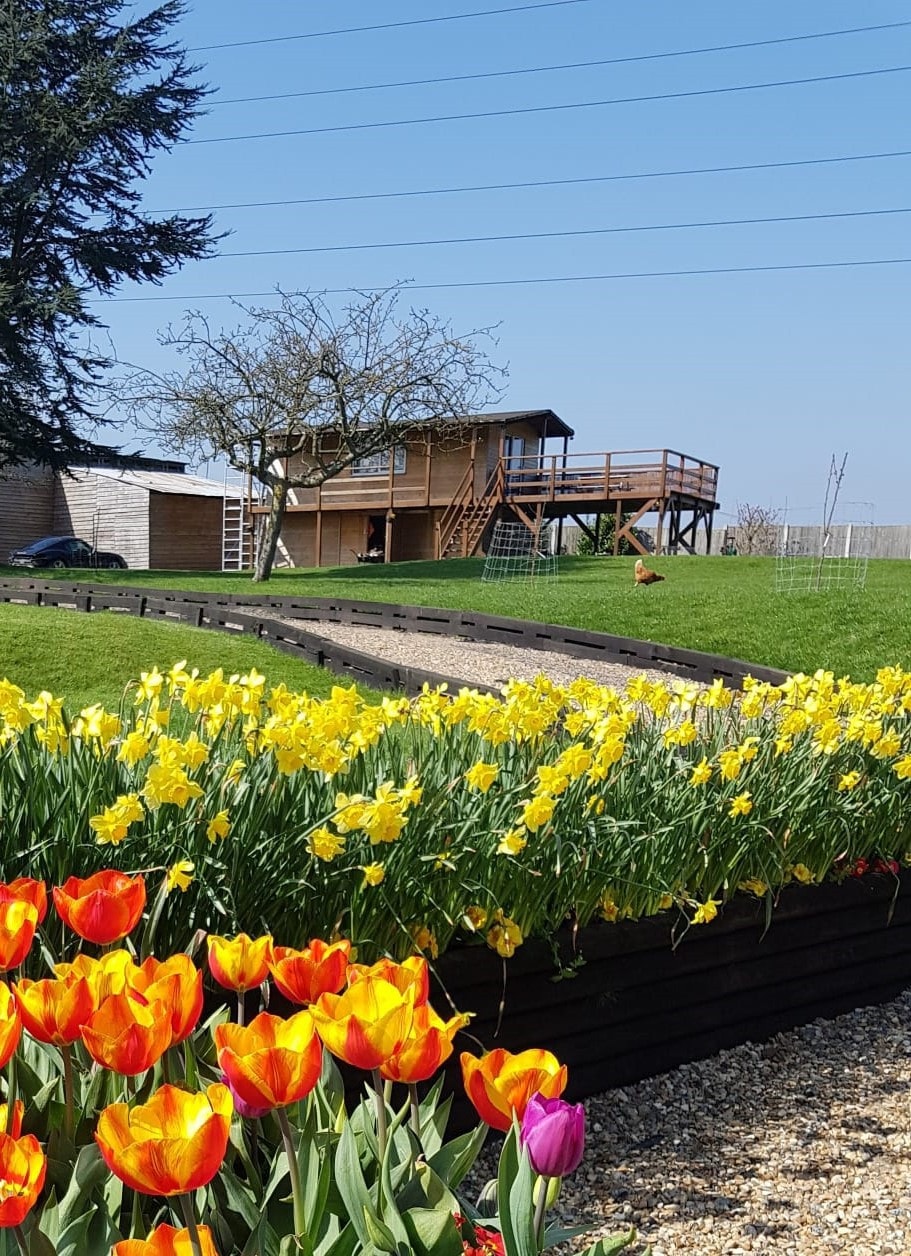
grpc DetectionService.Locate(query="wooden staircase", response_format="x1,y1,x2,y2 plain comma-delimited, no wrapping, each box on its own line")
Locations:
436,464,505,559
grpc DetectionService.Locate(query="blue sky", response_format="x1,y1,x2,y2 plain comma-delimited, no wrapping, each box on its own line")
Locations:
100,0,911,523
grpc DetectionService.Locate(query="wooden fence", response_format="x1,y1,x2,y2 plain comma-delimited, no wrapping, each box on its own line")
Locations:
0,578,787,693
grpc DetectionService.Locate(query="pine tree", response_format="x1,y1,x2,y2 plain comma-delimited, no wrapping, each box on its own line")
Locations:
0,0,214,468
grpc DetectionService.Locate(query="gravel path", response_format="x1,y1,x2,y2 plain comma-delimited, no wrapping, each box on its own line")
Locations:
272,617,685,692
472,991,911,1255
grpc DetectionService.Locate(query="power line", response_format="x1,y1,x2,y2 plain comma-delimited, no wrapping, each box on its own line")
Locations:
189,0,595,53
96,257,911,303
145,149,911,216
216,206,911,260
186,65,911,146
209,21,911,107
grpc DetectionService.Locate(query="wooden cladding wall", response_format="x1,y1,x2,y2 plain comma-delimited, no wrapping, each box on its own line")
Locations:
54,473,150,567
148,494,222,571
0,466,55,557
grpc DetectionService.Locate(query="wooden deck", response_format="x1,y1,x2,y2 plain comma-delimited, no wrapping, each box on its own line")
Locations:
271,449,718,514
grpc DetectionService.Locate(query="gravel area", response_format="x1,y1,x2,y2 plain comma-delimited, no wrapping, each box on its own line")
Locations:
271,617,685,692
470,991,911,1255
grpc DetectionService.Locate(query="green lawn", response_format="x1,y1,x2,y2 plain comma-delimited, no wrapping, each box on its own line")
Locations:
0,604,377,710
3,554,910,682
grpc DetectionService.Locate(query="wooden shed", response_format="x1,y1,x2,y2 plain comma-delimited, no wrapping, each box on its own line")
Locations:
53,467,230,570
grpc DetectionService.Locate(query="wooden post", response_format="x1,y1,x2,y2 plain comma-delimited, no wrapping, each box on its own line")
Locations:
549,454,556,500
424,433,432,506
384,511,394,564
315,508,323,567
613,498,622,556
655,507,665,556
469,427,478,501
388,443,396,508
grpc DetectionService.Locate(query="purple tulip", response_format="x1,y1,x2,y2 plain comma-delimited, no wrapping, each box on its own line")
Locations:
520,1092,585,1178
220,1072,270,1120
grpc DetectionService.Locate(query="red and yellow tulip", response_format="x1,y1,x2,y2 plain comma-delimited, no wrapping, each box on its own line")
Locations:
214,1010,322,1111
131,954,203,1045
0,1129,46,1227
95,1083,233,1196
81,990,172,1075
53,871,146,945
0,984,21,1069
347,955,429,1003
0,901,38,974
207,932,272,993
0,879,47,925
380,1003,470,1083
268,938,351,1006
113,1224,220,1256
309,975,419,1071
14,975,93,1047
460,1048,568,1132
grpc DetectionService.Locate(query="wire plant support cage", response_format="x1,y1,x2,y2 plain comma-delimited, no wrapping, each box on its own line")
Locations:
775,502,874,594
481,519,559,584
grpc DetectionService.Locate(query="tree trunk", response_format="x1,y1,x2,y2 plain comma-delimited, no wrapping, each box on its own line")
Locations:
253,480,287,582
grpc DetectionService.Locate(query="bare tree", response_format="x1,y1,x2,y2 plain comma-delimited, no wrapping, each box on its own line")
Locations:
735,502,781,556
115,287,506,580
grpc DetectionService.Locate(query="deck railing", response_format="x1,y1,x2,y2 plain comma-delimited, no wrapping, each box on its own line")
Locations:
500,448,718,503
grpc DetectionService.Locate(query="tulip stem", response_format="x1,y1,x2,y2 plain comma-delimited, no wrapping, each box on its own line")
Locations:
533,1176,551,1246
276,1106,306,1239
5,1052,17,1133
371,1068,388,1160
237,991,245,1027
61,1043,75,1141
178,1192,205,1256
12,1225,28,1256
408,1083,422,1140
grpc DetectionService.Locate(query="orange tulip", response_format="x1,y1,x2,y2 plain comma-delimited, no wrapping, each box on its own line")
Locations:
55,950,137,1003
268,938,351,1006
0,1130,45,1227
0,1103,24,1139
0,984,21,1069
347,955,429,1003
95,1083,232,1196
214,1010,322,1111
132,954,203,1045
381,1003,470,1083
460,1048,568,1132
14,975,93,1047
310,976,419,1071
113,1224,219,1256
207,932,272,993
113,1224,220,1256
53,871,146,945
0,879,47,925
0,901,38,973
81,990,172,1075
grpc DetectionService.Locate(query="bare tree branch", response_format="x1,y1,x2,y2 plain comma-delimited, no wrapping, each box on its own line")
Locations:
113,284,506,580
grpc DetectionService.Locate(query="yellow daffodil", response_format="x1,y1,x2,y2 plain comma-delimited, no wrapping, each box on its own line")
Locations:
307,827,345,862
206,811,230,843
689,758,712,787
361,864,385,887
729,791,753,818
166,860,195,894
464,762,499,793
692,898,721,925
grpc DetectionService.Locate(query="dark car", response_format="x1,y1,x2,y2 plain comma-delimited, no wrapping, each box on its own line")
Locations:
8,536,127,570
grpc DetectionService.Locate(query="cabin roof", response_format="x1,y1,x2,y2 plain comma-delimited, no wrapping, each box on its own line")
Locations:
462,410,574,439
86,467,229,498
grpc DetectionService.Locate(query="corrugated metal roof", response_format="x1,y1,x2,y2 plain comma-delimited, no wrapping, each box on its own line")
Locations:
87,467,231,498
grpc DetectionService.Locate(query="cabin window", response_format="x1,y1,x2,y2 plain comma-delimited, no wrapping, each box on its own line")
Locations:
351,448,407,477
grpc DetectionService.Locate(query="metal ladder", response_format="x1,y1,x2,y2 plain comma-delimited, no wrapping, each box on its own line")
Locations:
221,472,254,571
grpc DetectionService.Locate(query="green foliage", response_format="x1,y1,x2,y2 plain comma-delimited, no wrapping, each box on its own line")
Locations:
0,605,380,711
574,515,637,556
0,0,213,469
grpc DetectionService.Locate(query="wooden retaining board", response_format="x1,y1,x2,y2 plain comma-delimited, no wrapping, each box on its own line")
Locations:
0,579,788,689
431,873,911,1122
